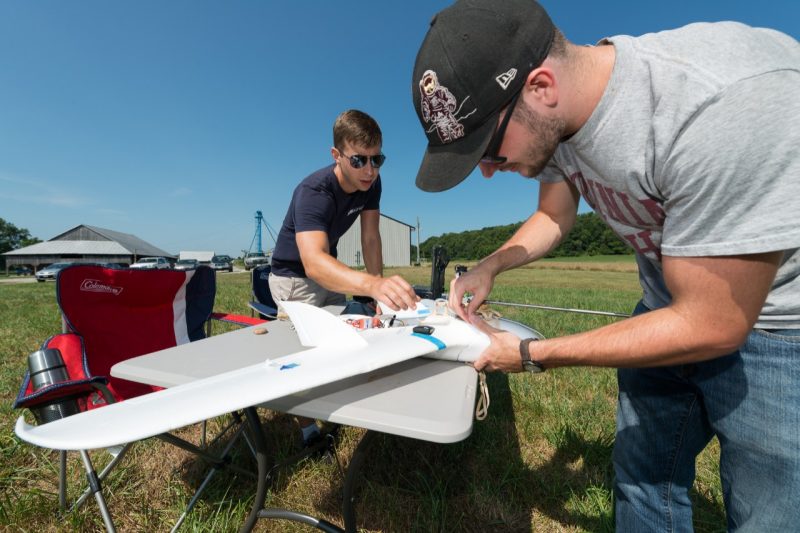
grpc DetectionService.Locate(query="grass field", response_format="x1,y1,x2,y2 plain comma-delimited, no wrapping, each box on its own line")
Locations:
0,261,726,532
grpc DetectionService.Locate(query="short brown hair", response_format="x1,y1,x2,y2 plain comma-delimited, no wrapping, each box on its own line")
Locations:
333,110,382,151
548,28,568,59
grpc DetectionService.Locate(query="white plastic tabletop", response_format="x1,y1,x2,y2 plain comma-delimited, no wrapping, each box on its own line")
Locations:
111,317,478,443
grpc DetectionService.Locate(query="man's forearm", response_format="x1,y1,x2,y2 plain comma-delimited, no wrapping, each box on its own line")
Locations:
480,210,569,276
304,252,379,296
362,235,383,276
532,307,741,369
475,253,779,373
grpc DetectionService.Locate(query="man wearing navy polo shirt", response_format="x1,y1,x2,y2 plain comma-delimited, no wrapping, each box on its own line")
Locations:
270,109,419,448
270,109,418,312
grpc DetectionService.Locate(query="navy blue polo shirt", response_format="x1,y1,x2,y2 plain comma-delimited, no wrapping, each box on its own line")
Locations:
271,164,381,278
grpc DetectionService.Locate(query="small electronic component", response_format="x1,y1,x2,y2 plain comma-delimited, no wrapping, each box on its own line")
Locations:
412,325,435,335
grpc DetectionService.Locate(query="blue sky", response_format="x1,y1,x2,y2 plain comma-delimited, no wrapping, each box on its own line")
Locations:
2,1,798,257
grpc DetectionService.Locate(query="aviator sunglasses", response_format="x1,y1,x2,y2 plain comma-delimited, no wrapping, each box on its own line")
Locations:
480,89,522,165
339,151,386,169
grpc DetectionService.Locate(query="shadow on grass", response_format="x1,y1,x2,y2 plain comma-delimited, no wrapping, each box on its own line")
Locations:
170,381,726,533
326,371,724,533
532,426,615,532
173,411,347,527
343,370,529,532
327,371,539,532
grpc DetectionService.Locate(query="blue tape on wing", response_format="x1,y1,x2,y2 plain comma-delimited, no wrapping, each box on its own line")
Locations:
280,363,299,370
411,333,446,350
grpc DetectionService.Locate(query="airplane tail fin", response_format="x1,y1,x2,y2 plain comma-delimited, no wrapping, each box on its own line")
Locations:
281,301,367,349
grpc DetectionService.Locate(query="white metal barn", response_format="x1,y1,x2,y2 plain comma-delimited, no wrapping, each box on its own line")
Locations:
179,251,215,263
336,214,414,268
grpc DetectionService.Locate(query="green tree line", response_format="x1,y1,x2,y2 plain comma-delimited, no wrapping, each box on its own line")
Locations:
418,212,632,261
0,218,41,269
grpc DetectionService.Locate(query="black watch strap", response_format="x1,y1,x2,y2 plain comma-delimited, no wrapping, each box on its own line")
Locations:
519,338,545,373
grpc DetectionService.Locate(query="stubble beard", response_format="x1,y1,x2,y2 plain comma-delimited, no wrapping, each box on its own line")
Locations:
515,99,565,178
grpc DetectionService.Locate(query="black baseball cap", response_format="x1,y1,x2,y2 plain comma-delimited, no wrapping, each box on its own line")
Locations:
412,0,555,192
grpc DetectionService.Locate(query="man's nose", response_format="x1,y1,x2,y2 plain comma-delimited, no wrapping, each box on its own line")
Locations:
478,161,498,178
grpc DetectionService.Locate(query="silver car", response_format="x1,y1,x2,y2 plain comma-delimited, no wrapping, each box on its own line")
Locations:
174,259,198,271
35,262,74,282
130,257,171,270
210,255,233,272
244,252,269,271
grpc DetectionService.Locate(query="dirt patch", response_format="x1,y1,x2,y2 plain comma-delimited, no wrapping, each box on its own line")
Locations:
0,277,37,284
525,262,638,273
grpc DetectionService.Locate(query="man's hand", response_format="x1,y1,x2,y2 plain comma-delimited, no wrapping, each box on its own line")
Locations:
468,316,524,373
368,275,419,310
448,265,495,322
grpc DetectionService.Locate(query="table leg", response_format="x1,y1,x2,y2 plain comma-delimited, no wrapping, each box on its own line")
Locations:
239,407,270,533
238,410,379,533
342,430,378,533
239,407,346,532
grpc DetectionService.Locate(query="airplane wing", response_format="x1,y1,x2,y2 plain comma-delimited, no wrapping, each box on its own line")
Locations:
14,301,482,451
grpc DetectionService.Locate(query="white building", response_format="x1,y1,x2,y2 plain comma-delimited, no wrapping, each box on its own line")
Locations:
336,214,414,268
179,251,215,263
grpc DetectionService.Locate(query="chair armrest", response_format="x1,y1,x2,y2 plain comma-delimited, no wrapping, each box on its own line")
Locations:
247,301,279,320
210,312,268,327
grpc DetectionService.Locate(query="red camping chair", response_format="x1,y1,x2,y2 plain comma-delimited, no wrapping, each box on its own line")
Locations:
14,264,264,531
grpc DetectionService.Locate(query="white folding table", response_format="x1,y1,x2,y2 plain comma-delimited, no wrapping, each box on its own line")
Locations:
112,316,478,532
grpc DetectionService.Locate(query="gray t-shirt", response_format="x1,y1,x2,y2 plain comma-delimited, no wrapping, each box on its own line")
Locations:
539,22,800,328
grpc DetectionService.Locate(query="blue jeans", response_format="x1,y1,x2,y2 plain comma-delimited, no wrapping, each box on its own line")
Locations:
614,301,800,532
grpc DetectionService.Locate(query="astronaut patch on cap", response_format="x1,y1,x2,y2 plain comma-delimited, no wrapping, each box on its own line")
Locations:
418,70,476,144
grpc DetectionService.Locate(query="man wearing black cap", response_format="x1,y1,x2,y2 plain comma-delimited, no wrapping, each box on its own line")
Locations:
412,0,800,530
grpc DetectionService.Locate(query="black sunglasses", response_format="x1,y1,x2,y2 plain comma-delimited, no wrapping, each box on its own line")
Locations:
480,90,522,165
340,152,386,169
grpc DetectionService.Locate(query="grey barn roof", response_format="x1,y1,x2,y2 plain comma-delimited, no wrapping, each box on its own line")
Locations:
3,224,173,258
3,240,130,255
70,225,172,256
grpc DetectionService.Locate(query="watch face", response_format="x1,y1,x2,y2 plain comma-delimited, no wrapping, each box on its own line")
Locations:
523,360,545,373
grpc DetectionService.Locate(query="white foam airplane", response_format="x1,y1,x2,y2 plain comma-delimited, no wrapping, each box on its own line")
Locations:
15,300,539,451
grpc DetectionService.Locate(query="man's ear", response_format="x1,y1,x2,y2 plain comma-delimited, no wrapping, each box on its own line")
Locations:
330,146,340,163
525,67,558,108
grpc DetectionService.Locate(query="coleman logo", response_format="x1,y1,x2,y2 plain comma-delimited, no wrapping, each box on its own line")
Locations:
495,68,517,90
80,279,123,296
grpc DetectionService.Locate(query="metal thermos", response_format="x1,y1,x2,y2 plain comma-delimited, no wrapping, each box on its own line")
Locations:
27,348,80,424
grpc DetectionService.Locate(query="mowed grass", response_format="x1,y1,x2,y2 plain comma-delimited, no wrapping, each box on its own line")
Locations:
0,261,725,532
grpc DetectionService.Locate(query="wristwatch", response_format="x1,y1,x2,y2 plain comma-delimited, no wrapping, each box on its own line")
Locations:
519,338,545,373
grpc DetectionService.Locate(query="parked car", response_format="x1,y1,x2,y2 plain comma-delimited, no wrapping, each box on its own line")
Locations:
173,259,199,271
35,262,74,282
129,257,171,270
13,266,34,276
99,262,127,269
209,255,233,272
244,252,270,271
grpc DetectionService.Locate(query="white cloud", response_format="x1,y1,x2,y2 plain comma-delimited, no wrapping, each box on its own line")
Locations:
0,174,90,208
